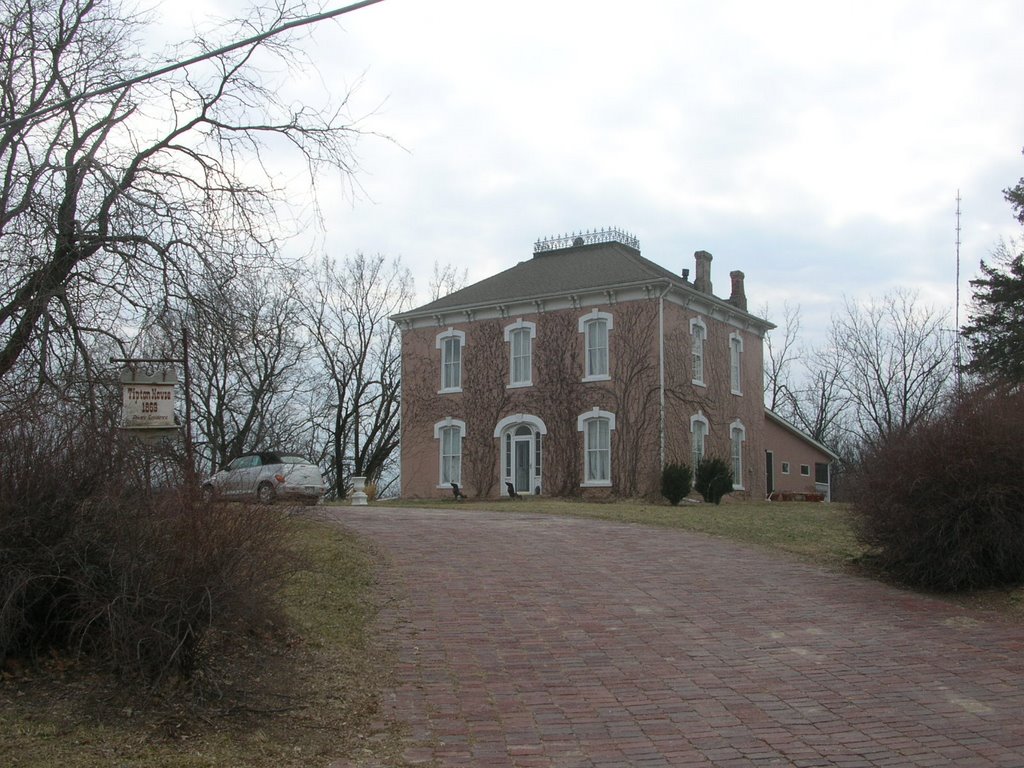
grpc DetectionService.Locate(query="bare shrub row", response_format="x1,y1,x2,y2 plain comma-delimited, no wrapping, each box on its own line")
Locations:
0,398,295,681
852,389,1024,591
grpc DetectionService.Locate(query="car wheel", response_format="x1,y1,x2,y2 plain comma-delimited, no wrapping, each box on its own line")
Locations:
256,482,276,504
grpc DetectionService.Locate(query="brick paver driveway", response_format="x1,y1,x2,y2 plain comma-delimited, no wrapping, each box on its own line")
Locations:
337,507,1024,767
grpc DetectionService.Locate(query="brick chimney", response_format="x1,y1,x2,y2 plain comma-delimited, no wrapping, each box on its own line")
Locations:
728,270,747,311
693,251,713,294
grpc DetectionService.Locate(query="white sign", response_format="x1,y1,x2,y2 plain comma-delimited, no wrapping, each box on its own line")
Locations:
120,368,178,430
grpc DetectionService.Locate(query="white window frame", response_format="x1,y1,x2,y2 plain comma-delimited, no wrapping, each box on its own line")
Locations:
433,418,466,488
690,412,709,470
579,310,613,382
436,328,466,394
729,332,744,396
781,461,791,475
690,317,707,387
504,319,536,388
800,464,811,477
730,419,746,490
577,408,615,487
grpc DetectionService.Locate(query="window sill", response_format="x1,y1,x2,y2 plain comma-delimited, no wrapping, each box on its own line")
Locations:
731,389,743,396
438,387,462,395
692,379,706,388
507,381,533,389
582,374,611,383
581,480,612,488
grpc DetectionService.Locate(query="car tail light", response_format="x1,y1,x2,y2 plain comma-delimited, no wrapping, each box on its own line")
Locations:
275,474,286,484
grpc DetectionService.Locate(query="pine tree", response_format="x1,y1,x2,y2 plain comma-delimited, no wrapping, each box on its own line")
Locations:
961,149,1024,382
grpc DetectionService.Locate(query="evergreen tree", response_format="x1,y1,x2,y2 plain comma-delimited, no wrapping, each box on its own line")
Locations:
961,150,1024,383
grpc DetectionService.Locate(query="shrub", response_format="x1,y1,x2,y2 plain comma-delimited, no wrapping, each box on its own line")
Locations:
660,463,693,505
851,389,1024,591
0,398,296,681
695,457,734,505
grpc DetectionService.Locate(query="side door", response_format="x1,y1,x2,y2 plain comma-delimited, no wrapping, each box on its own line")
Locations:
232,454,264,498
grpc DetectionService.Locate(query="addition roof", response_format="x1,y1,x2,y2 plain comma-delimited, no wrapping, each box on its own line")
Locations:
394,240,769,328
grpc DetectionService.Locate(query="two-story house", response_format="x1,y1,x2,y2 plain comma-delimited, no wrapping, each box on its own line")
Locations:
394,229,834,500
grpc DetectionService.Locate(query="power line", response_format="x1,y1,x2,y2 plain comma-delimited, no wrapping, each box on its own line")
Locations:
0,0,386,131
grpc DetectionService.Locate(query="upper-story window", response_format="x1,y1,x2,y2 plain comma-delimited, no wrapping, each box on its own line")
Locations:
729,332,743,395
504,319,536,387
730,419,746,490
690,317,707,386
436,328,465,393
690,412,709,470
579,310,613,381
578,408,616,487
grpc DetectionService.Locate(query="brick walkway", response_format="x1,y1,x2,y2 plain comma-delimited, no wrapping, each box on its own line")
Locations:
337,507,1024,767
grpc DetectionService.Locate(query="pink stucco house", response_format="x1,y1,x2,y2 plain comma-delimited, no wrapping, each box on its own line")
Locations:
393,229,832,501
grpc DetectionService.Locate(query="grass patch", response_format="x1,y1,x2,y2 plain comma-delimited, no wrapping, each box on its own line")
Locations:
377,497,863,569
0,512,400,768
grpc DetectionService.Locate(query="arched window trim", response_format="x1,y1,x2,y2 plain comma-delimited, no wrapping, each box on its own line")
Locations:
690,316,707,387
577,408,616,487
433,417,466,489
435,328,466,394
504,318,536,388
729,419,746,490
729,331,744,396
690,412,709,469
579,310,613,382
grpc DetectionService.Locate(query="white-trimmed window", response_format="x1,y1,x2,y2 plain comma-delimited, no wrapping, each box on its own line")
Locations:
436,328,465,393
729,332,743,395
577,408,615,487
504,319,536,387
730,420,746,490
690,412,709,470
690,317,707,386
579,310,613,381
800,464,811,477
434,418,466,487
781,461,791,475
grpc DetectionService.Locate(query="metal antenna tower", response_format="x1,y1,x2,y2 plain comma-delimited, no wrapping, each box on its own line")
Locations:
955,190,963,392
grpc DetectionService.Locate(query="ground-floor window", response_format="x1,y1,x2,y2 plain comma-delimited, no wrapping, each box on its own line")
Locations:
578,408,615,487
434,418,465,487
730,420,746,490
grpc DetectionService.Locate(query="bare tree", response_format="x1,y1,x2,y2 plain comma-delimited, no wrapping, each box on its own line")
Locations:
429,261,469,301
163,266,310,475
307,253,411,497
0,0,361,392
829,289,954,448
762,301,802,413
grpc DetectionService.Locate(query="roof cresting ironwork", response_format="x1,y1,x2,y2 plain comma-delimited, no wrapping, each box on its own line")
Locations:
533,227,640,254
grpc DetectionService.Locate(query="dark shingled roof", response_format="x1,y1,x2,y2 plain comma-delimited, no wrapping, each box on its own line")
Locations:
398,241,686,317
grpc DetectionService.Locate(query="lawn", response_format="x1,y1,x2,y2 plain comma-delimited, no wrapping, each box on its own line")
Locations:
376,496,865,570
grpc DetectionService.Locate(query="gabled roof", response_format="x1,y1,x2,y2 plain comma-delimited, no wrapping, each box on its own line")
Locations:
765,409,841,461
394,239,770,330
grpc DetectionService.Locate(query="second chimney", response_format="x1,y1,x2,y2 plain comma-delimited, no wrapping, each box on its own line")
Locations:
729,270,747,311
693,250,713,294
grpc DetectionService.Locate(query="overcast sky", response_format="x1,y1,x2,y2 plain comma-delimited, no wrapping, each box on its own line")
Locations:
165,0,1024,340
